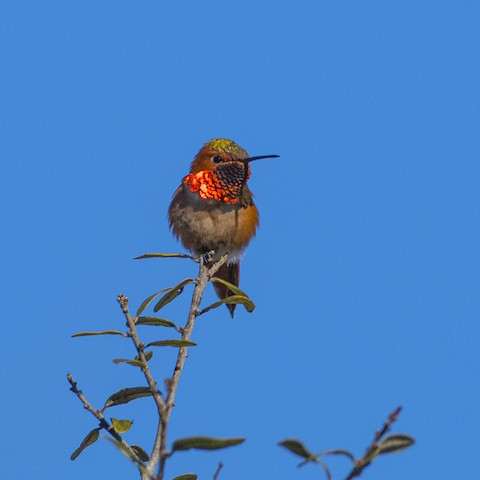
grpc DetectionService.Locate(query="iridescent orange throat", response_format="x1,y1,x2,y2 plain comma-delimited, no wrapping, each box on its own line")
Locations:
183,164,251,205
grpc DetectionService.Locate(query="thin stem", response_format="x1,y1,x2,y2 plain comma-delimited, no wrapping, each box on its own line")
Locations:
213,462,224,480
117,294,169,480
117,294,165,416
165,254,227,412
67,373,140,459
157,416,169,480
145,423,164,480
154,254,228,480
343,406,402,480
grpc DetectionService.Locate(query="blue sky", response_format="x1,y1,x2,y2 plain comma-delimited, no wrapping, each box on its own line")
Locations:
1,1,479,479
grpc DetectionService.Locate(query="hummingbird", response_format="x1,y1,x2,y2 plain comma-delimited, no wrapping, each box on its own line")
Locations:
168,138,279,317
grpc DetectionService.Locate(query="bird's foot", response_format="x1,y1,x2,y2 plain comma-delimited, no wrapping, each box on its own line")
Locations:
199,250,216,265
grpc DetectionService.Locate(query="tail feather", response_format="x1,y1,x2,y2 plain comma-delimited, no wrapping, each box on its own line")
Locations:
213,262,240,318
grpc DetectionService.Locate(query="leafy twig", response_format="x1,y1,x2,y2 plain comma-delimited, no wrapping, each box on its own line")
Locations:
66,373,140,463
117,294,165,416
165,254,228,409
70,253,237,479
343,406,402,480
280,406,413,479
140,254,228,480
153,254,228,480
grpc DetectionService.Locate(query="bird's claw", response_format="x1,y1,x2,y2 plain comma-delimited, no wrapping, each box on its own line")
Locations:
200,250,215,265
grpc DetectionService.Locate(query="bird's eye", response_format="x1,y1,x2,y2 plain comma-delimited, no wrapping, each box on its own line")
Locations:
212,156,223,164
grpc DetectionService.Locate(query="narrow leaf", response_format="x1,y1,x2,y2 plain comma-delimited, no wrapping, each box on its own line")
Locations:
278,439,314,459
147,340,197,348
298,449,356,467
135,287,173,317
106,437,146,472
378,434,415,454
313,458,332,480
113,358,145,367
103,387,153,409
210,277,250,297
172,475,198,480
363,448,381,464
200,295,255,315
70,429,100,460
153,278,194,312
134,253,194,260
72,330,125,337
136,351,153,362
224,295,255,312
318,449,356,462
199,299,224,314
137,316,177,328
111,418,133,434
131,445,149,462
172,436,245,452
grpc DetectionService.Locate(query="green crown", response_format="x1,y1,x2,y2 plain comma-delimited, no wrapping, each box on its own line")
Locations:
206,138,248,159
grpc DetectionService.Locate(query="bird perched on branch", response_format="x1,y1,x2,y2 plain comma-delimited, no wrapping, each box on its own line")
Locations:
168,138,278,317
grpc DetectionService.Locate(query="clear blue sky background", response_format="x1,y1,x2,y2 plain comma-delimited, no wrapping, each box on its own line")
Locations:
1,1,478,479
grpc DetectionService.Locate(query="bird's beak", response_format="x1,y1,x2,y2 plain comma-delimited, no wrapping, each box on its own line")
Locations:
242,154,280,163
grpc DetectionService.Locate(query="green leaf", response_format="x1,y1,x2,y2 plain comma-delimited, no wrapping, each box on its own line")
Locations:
321,449,355,459
298,449,356,468
103,387,153,409
135,287,173,317
137,316,177,328
209,277,250,297
136,351,153,362
278,439,314,459
112,358,145,367
313,458,332,480
131,445,149,462
147,340,197,348
378,434,415,454
225,295,255,312
106,437,146,472
172,436,245,452
200,295,255,315
199,299,225,314
153,278,194,312
111,418,133,434
115,351,153,365
70,429,100,460
134,253,193,260
72,330,125,337
318,449,356,462
172,475,198,480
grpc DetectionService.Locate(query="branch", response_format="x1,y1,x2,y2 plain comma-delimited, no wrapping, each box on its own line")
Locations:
165,254,228,410
67,373,141,461
343,406,402,480
117,294,166,415
213,462,224,480
116,294,169,480
143,254,228,480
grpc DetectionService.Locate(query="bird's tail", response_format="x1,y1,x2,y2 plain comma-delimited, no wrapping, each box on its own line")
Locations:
213,262,240,318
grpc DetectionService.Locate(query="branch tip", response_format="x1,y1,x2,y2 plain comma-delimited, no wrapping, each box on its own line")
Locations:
213,462,224,480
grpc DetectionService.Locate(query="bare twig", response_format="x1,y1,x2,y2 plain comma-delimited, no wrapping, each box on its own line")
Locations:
343,406,402,480
213,462,224,480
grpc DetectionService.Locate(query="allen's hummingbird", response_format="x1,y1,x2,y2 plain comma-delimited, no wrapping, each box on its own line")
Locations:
168,138,278,317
